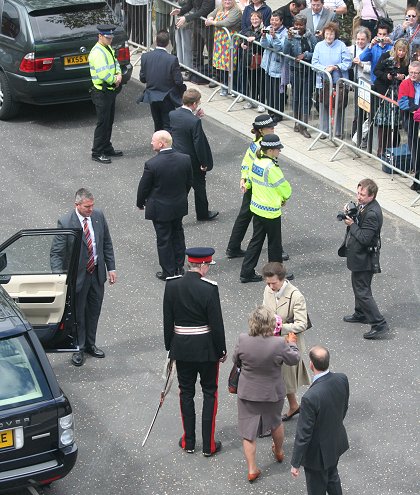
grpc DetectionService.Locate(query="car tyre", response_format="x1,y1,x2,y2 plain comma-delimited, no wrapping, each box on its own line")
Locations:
0,71,20,120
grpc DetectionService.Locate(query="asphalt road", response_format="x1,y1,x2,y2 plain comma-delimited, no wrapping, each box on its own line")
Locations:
1,81,419,495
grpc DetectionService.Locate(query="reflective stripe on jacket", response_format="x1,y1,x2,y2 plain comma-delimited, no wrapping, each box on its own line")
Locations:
241,136,262,182
88,42,121,90
249,155,292,219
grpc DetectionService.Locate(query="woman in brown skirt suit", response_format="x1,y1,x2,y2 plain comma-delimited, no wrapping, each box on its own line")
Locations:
232,306,300,482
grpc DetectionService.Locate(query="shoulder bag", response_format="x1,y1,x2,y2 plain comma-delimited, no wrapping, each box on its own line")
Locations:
285,290,312,330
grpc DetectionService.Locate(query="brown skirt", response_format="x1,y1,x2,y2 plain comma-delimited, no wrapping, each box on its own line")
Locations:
237,398,284,441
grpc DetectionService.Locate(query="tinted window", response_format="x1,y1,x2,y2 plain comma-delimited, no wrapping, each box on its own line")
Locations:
1,0,20,38
0,335,52,411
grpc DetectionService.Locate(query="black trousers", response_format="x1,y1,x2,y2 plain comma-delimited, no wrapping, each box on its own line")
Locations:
153,218,185,277
240,214,283,278
176,360,219,454
351,270,387,330
76,267,104,351
150,96,176,132
192,167,209,220
304,463,343,495
91,88,116,156
226,188,252,252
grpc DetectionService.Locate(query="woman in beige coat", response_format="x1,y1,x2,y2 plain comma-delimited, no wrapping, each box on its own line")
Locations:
262,262,310,421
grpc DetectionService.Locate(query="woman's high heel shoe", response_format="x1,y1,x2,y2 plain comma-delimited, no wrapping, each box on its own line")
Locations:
248,469,261,483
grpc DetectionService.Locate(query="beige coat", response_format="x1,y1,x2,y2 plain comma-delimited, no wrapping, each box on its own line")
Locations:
263,282,310,394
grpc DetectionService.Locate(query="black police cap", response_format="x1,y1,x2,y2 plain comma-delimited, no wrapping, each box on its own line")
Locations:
253,114,277,130
260,134,284,149
97,25,116,35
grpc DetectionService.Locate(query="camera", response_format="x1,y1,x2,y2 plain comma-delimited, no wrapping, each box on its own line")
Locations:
367,239,381,273
262,28,270,34
291,29,301,38
337,201,358,221
376,37,385,43
383,56,398,78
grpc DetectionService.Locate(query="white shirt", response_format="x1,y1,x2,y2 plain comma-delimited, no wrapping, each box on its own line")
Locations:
312,369,330,383
76,210,97,263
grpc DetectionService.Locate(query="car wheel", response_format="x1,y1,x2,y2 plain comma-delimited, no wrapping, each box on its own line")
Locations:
0,71,20,120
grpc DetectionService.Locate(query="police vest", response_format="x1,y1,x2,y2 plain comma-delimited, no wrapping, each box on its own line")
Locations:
88,42,121,91
249,155,292,219
241,136,262,182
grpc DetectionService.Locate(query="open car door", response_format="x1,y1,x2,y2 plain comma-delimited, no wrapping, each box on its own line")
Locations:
0,228,81,351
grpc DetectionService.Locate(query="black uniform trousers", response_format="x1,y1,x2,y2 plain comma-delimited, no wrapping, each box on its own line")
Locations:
240,214,283,278
226,188,252,252
192,167,210,220
150,96,176,132
76,266,104,351
176,360,219,454
304,463,343,495
351,270,388,330
153,218,185,277
91,88,116,157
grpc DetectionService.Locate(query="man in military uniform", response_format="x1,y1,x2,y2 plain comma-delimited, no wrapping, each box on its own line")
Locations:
163,247,227,456
88,25,123,164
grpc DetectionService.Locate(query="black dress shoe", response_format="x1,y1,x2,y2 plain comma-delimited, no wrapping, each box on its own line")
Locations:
203,440,222,457
176,267,185,276
226,248,246,258
282,251,289,261
410,182,420,191
71,351,84,366
343,314,368,324
319,134,327,140
286,273,294,281
363,326,389,340
92,155,111,164
240,273,263,283
198,211,219,221
208,81,218,88
106,149,123,157
156,271,171,281
85,345,105,358
178,437,195,453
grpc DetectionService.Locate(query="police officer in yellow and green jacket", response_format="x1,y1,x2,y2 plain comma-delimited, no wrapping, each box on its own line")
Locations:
240,134,293,283
226,115,284,260
89,25,123,164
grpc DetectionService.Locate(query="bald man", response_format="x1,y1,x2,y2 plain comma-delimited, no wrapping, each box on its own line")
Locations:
137,131,193,280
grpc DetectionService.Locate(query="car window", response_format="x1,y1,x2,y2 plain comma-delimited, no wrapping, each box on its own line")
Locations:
0,335,52,411
0,234,75,275
1,0,21,39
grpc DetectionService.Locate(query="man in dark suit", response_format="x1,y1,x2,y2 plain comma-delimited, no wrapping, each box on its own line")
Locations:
163,247,227,457
169,88,218,221
137,130,193,281
291,345,349,495
138,30,186,132
302,0,336,36
50,188,116,366
338,178,389,340
277,0,306,28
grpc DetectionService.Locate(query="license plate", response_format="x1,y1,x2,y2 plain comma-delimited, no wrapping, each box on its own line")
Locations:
0,429,14,449
64,54,89,66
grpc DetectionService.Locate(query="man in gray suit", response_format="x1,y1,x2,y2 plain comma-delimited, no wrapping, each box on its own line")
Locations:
291,346,349,495
51,188,116,366
302,0,336,37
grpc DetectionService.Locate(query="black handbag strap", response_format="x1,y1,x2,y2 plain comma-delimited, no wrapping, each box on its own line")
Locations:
287,290,298,321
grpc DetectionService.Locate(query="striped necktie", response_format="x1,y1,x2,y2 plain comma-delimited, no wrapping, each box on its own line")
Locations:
83,218,95,274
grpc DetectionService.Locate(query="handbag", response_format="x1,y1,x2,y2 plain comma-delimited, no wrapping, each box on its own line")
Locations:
249,53,262,70
228,361,241,394
319,79,349,110
285,290,312,330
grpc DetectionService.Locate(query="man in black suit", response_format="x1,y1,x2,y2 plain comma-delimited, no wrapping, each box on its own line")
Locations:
137,130,193,281
138,30,186,132
163,247,227,457
169,88,218,221
338,178,389,340
291,345,349,495
50,188,116,366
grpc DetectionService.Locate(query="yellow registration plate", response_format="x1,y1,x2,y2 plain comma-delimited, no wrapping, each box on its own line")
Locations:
0,429,14,449
64,54,89,66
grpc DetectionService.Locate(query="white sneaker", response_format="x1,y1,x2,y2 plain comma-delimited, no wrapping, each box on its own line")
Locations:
243,102,253,109
237,96,245,102
257,105,265,113
219,88,228,97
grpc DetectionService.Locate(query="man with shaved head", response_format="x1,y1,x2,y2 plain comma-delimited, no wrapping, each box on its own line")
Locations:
137,130,193,280
291,345,350,494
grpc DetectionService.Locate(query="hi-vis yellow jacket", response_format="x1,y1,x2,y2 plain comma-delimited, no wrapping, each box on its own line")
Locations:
88,42,121,90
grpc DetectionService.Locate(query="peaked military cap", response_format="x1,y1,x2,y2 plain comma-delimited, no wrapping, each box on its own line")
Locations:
185,247,216,264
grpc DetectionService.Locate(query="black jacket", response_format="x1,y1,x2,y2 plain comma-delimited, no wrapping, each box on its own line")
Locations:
163,271,227,361
169,107,214,171
136,149,193,222
373,51,408,96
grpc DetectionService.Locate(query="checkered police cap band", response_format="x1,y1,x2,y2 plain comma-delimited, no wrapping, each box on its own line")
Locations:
260,137,283,148
253,115,276,129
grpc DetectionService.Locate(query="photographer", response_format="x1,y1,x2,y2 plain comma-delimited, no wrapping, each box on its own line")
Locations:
338,179,389,340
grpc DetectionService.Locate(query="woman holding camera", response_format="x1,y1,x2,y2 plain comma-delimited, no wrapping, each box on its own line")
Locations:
391,6,420,57
232,305,300,482
373,39,409,157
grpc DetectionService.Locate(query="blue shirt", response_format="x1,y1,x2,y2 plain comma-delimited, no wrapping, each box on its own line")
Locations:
359,43,393,83
414,82,420,105
312,369,330,383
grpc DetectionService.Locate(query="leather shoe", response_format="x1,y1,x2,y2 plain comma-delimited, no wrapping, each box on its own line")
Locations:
281,406,300,422
85,345,105,358
272,444,285,463
203,440,222,457
71,351,84,366
240,273,263,283
363,326,389,340
178,437,194,453
248,469,261,483
92,155,111,164
226,248,246,258
208,81,218,88
343,314,368,324
106,149,123,157
198,211,219,221
156,271,170,281
301,128,311,139
282,251,289,261
319,134,327,140
286,272,294,281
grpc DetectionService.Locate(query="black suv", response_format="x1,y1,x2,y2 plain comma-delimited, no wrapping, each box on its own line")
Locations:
0,0,132,120
0,228,83,491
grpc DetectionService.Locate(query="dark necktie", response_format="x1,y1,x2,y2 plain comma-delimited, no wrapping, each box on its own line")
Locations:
83,218,95,273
